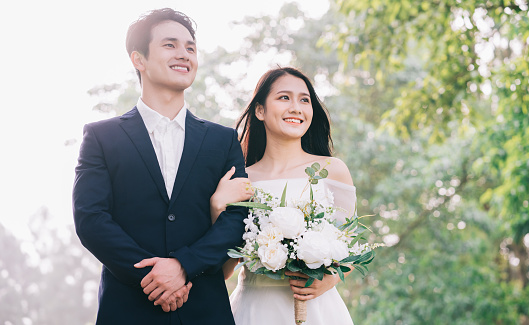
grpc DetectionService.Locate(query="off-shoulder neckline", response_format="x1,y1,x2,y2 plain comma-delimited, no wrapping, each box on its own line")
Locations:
252,177,356,191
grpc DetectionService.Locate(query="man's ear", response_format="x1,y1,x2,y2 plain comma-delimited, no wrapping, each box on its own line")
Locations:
131,51,146,72
255,103,265,121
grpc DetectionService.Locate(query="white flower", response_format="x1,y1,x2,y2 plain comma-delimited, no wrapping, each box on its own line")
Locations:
318,220,342,240
243,232,257,241
269,207,305,239
256,225,284,247
329,239,349,261
350,242,371,255
258,243,288,271
296,230,332,269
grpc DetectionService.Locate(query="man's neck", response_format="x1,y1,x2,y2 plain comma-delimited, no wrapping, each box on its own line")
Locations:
140,86,185,120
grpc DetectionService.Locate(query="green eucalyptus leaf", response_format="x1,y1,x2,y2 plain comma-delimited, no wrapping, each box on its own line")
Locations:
311,162,320,171
227,202,272,210
304,277,316,288
305,167,315,177
227,249,245,259
319,169,329,178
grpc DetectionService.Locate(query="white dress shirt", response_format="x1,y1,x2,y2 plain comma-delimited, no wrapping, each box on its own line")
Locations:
137,98,186,199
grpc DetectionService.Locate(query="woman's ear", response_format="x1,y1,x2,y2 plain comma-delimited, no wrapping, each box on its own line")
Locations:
131,51,146,72
255,103,265,121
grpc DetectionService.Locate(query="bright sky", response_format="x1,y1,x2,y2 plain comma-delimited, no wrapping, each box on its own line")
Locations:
0,0,329,239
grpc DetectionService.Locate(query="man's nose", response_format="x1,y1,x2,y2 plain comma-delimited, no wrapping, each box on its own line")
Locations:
175,44,189,61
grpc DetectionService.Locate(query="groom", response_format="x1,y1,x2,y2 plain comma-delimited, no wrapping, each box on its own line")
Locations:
73,8,246,324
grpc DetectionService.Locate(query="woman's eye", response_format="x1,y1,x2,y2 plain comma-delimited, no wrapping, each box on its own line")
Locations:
301,98,310,103
279,95,289,100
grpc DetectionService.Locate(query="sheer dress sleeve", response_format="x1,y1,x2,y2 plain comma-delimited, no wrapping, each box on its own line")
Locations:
324,179,357,225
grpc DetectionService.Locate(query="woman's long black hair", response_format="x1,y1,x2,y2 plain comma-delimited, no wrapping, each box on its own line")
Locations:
236,67,333,167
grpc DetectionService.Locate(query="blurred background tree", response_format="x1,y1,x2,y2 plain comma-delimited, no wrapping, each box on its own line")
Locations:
8,1,526,324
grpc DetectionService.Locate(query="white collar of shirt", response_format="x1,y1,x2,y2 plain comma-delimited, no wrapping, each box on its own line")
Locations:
136,98,187,134
136,98,187,199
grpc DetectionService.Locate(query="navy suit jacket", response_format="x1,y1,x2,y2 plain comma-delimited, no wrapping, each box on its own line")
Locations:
73,107,247,324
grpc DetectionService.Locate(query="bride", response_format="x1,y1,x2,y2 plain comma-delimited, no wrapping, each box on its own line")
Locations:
210,67,356,324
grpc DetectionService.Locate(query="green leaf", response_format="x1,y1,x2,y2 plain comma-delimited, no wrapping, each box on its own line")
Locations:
310,185,314,200
340,254,362,264
311,162,320,171
305,277,315,287
314,212,325,219
263,270,284,280
280,182,288,207
354,264,368,277
340,265,352,273
287,260,303,272
305,167,315,177
227,202,272,210
227,249,245,259
319,168,329,178
336,265,345,282
303,267,325,281
233,260,248,271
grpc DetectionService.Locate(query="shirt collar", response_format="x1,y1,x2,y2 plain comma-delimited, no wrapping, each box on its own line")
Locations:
137,98,187,134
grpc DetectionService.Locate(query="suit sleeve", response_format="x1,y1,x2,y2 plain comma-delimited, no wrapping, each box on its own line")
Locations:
73,124,155,286
170,129,248,279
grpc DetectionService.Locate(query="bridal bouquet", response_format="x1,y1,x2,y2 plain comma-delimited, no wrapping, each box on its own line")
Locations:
228,163,381,324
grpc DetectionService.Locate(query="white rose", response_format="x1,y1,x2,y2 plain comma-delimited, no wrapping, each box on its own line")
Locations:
296,230,332,269
269,207,305,239
329,239,349,262
258,243,288,271
257,225,284,247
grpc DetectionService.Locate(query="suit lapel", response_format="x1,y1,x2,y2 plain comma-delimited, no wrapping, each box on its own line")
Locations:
169,111,207,208
120,107,169,204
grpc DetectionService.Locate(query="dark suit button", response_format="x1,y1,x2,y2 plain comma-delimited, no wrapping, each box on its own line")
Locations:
168,214,176,221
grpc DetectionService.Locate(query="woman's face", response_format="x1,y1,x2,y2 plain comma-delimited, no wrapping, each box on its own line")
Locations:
256,74,313,141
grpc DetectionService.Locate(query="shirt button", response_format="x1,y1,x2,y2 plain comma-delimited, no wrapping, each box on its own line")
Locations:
168,214,176,221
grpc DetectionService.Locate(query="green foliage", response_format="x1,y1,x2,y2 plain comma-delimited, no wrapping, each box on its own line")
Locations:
84,2,528,323
332,0,529,247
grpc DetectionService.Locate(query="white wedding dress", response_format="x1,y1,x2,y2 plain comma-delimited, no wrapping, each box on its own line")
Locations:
230,178,356,325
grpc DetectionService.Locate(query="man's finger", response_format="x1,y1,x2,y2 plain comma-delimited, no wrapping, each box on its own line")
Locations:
149,287,165,303
161,302,170,312
134,257,159,269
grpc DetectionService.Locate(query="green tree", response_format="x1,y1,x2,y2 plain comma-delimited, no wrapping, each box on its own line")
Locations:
328,0,529,323
86,2,529,323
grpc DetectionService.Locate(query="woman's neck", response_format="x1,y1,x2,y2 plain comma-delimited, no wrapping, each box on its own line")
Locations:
255,137,313,178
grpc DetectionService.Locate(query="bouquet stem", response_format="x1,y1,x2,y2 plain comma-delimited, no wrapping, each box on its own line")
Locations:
294,298,307,323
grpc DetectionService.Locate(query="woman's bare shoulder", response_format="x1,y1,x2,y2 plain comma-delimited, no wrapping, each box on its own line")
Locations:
316,156,354,186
